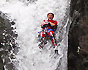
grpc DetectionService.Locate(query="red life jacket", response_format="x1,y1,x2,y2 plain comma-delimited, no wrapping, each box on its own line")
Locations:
41,20,57,31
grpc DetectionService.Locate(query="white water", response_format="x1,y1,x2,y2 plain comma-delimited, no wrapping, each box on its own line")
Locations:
0,0,70,70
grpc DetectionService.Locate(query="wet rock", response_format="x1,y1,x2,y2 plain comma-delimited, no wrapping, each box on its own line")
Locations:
0,11,17,70
68,0,88,70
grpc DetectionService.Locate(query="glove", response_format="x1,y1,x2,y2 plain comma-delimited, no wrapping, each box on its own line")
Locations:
41,24,48,28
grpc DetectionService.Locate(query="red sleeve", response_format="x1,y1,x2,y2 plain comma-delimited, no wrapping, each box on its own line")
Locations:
41,20,45,25
43,20,45,22
41,20,46,28
54,20,57,26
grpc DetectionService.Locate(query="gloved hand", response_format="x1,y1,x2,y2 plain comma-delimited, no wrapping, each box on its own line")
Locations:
50,22,55,26
41,24,48,28
41,21,48,28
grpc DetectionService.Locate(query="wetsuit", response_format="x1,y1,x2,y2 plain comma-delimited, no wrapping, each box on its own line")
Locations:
39,20,57,48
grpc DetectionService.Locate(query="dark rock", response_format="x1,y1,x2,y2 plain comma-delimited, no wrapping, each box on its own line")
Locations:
10,21,15,25
0,11,18,70
68,0,88,70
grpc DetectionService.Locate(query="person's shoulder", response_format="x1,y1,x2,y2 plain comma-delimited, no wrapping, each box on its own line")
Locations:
43,20,46,21
43,20,48,22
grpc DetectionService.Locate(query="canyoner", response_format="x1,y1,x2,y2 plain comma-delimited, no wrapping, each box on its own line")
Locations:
38,13,58,54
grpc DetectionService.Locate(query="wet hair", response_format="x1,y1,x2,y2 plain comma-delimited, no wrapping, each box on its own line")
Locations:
47,13,54,17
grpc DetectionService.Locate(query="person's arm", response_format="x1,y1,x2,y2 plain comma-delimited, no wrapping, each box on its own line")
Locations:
50,21,57,26
49,21,57,31
41,20,48,28
50,22,55,26
53,21,57,31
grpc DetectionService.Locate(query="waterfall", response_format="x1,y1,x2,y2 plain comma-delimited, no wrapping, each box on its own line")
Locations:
0,0,70,70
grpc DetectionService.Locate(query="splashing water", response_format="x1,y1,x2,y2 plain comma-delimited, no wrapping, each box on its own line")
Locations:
0,0,70,70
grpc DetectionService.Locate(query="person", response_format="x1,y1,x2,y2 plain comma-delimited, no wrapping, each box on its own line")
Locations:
38,13,57,49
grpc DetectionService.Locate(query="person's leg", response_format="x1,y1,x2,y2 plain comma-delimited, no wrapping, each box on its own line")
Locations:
48,30,59,54
48,30,57,47
38,31,47,48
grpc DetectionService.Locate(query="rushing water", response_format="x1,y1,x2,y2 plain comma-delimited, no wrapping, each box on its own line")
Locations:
0,0,70,70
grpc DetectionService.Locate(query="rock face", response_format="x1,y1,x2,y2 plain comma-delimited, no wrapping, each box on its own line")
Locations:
0,11,17,70
68,0,88,70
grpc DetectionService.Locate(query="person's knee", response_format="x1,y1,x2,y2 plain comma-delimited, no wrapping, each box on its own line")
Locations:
40,31,46,38
48,31,54,37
